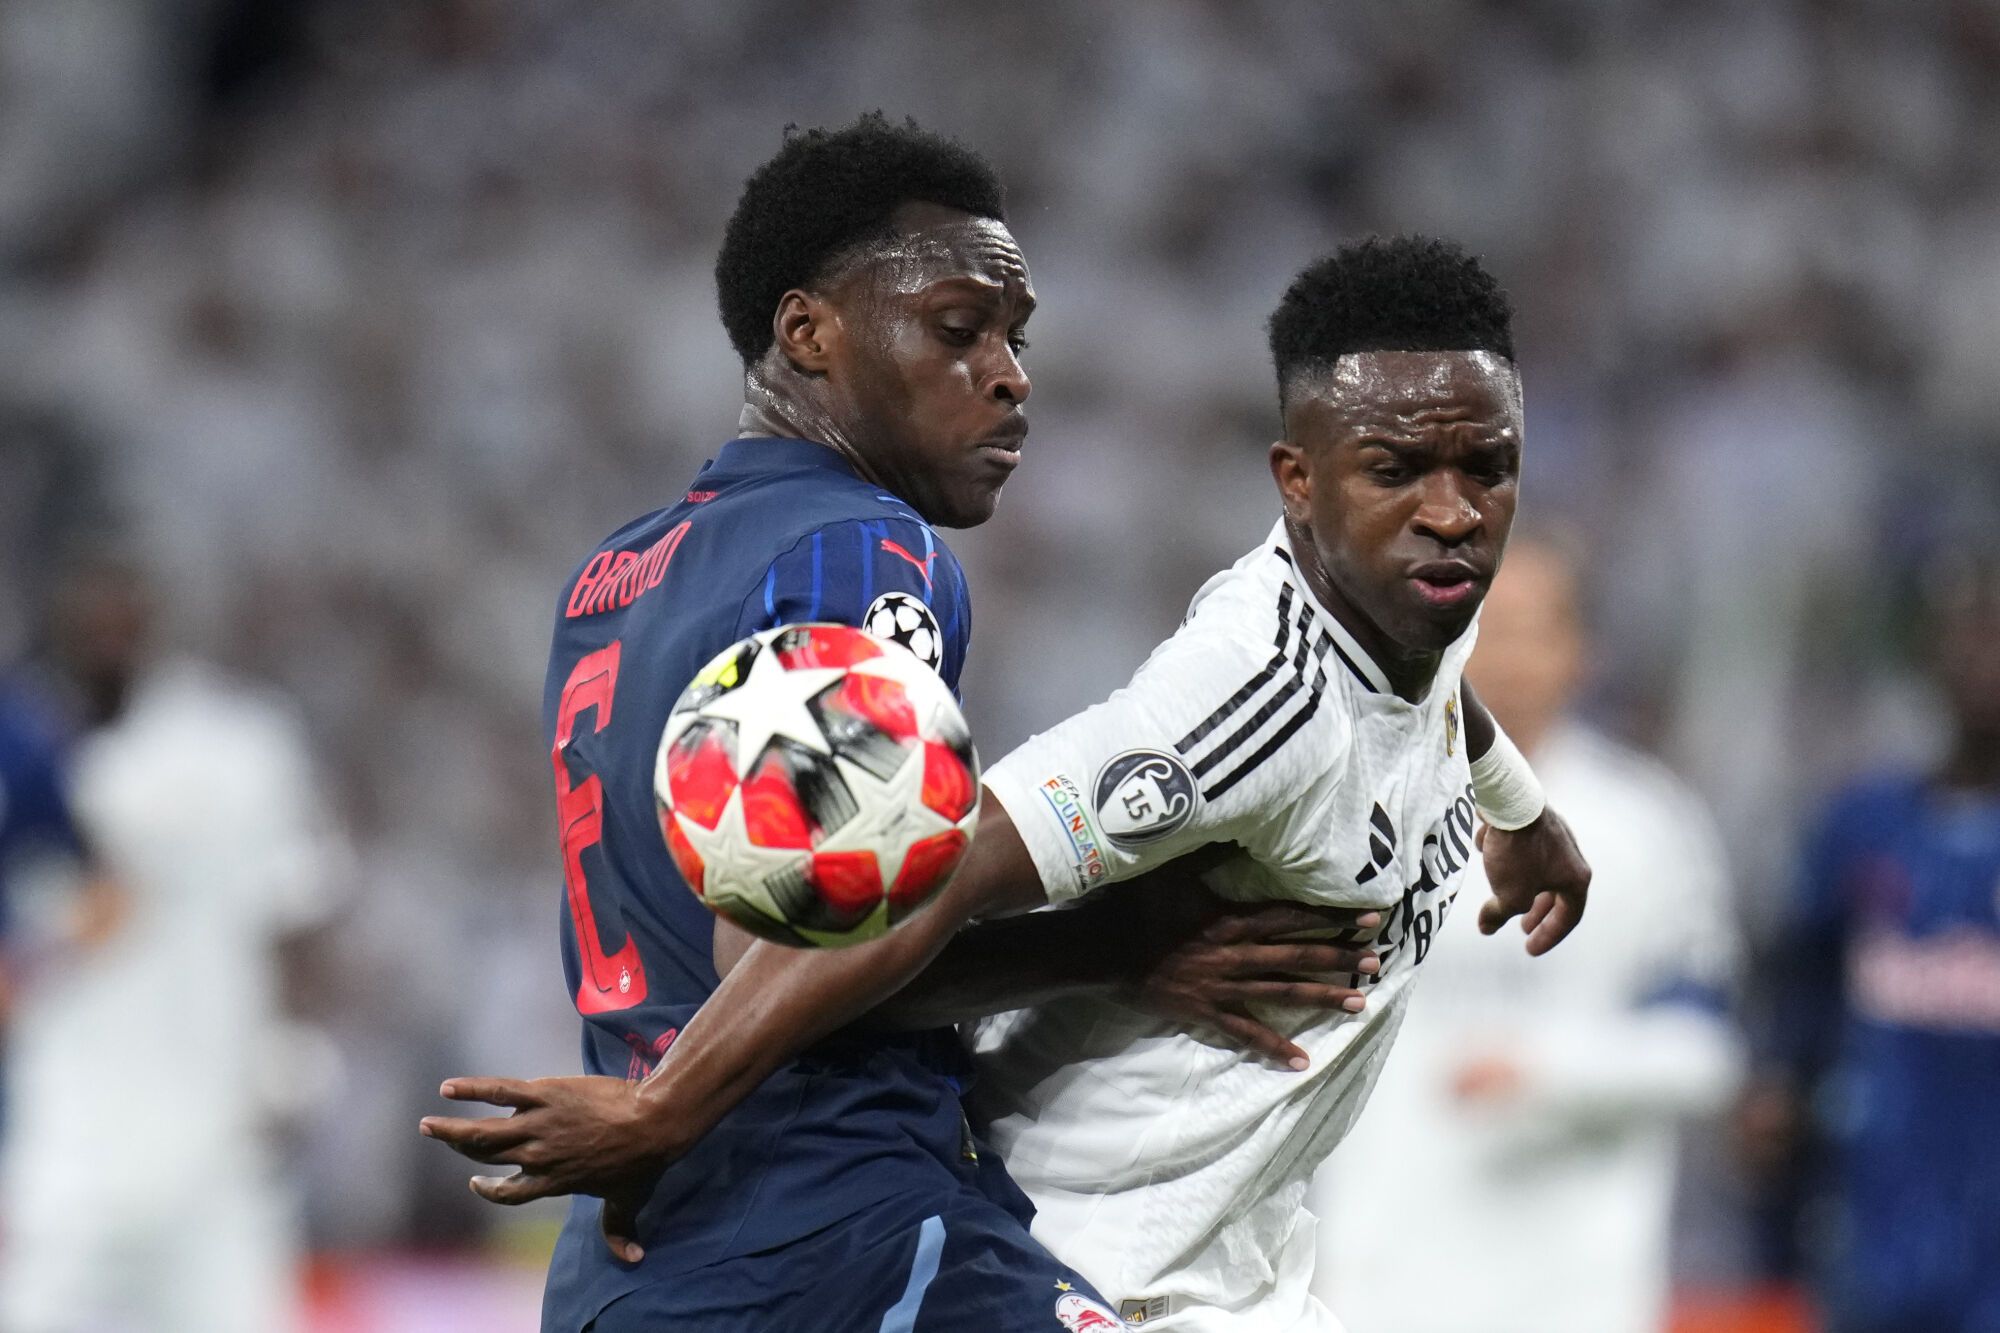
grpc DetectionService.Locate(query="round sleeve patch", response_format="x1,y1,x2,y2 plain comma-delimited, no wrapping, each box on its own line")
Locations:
1092,748,1199,845
862,590,945,673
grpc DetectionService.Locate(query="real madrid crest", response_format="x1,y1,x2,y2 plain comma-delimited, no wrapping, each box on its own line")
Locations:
1444,693,1459,757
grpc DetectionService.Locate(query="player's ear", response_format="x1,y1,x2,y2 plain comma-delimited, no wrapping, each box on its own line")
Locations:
1269,439,1313,525
772,289,839,375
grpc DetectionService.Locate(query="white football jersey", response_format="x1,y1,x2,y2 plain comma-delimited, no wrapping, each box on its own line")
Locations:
974,520,1480,1331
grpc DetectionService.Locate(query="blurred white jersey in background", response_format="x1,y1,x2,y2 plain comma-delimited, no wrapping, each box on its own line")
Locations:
975,522,1479,1332
0,659,343,1333
1311,722,1742,1333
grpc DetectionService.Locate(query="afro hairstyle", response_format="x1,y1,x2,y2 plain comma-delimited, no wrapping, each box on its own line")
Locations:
1268,236,1514,408
715,113,1007,366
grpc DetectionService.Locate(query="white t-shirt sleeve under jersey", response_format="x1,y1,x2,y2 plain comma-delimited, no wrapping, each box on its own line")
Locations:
985,579,1351,903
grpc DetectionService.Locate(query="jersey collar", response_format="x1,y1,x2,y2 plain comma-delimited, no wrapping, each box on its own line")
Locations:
707,436,859,477
1269,520,1396,696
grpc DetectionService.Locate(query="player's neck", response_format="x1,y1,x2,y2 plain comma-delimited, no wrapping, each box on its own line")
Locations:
735,369,886,489
1284,520,1442,702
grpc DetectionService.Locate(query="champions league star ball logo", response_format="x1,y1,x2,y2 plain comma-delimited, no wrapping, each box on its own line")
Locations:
1092,749,1198,846
863,591,944,672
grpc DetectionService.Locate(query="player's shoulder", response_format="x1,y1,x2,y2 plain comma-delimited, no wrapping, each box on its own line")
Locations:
1171,527,1375,723
703,454,960,588
1145,529,1358,802
1178,529,1294,634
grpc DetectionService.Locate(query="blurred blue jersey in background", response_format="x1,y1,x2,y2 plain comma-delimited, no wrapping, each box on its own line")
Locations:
1772,772,2000,1333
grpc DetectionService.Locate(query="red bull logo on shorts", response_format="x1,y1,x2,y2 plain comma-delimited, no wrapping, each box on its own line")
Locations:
1053,1291,1127,1329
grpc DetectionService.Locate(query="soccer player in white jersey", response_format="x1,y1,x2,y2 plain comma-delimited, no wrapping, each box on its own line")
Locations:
1311,537,1742,1333
961,238,1584,1329
427,236,1589,1333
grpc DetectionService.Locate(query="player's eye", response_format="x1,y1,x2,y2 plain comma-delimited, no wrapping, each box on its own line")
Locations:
1008,332,1030,356
935,309,988,347
1368,462,1415,485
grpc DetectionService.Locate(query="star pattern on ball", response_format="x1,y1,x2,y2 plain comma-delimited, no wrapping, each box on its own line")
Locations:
696,645,844,767
676,786,801,910
815,744,957,887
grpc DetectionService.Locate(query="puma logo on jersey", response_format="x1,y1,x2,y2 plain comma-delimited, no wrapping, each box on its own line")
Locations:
880,538,938,589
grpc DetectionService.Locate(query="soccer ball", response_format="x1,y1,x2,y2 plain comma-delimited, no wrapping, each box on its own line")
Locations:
654,623,980,947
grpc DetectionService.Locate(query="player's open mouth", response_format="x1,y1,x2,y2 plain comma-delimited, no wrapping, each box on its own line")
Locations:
1408,561,1482,608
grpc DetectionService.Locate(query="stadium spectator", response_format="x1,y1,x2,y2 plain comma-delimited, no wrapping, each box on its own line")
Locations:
1740,553,2000,1333
1311,536,1744,1333
0,558,345,1333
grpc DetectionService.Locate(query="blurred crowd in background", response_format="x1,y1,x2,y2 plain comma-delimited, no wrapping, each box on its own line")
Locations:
2,1,1998,1329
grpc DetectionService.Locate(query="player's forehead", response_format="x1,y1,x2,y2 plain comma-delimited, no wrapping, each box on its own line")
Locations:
1290,350,1521,442
846,202,1034,308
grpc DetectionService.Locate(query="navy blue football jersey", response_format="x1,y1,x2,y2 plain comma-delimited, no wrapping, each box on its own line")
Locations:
540,437,995,1312
1772,772,2000,1325
0,681,83,941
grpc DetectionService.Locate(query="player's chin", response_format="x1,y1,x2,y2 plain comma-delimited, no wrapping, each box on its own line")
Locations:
1397,593,1484,650
933,472,1009,529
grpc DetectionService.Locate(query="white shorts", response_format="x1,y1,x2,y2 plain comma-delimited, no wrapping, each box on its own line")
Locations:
1053,1205,1345,1333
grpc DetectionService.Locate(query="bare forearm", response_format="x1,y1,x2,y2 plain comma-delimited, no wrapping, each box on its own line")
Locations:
867,899,1131,1030
635,890,966,1150
632,792,1046,1152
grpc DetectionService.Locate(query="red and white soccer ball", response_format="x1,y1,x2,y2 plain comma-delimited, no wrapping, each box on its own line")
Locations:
654,623,980,947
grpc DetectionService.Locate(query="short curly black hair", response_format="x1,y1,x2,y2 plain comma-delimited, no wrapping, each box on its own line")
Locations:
1268,236,1514,407
715,113,1008,366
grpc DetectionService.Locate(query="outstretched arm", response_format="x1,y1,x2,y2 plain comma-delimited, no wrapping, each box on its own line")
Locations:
423,795,1373,1259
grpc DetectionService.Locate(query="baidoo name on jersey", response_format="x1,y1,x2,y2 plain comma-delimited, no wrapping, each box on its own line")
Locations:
565,521,692,619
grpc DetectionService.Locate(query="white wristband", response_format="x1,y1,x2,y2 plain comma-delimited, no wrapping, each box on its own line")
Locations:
1469,727,1546,831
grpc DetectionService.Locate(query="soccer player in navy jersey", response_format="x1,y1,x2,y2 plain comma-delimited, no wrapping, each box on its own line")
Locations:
0,683,86,1106
1744,557,2000,1333
425,116,1386,1332
0,676,122,1142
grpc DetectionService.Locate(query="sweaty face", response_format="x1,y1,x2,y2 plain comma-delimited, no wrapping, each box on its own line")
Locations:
821,203,1034,528
1271,351,1522,674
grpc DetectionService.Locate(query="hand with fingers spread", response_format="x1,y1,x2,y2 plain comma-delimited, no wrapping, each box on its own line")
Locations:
1475,805,1590,955
1115,890,1381,1069
420,1075,668,1262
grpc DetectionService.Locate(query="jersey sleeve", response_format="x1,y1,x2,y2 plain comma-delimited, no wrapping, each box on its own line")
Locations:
734,516,970,691
985,612,1350,903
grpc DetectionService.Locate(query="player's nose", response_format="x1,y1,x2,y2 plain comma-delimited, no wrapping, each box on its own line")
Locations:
1412,476,1481,545
989,349,1030,405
